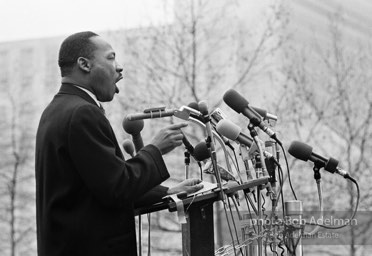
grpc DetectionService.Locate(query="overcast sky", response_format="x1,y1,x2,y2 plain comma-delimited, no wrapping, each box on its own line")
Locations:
0,0,172,42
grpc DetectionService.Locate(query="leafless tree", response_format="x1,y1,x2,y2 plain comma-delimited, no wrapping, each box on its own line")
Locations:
0,52,37,255
277,11,372,256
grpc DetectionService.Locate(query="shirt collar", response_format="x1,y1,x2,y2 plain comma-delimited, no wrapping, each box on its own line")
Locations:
72,85,101,107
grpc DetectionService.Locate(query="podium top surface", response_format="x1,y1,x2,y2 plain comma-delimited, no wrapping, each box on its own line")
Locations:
135,176,269,215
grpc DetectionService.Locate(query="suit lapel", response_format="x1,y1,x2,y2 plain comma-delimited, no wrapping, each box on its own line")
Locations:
58,83,122,157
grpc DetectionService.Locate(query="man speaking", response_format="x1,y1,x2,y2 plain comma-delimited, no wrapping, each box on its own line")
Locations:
35,31,202,256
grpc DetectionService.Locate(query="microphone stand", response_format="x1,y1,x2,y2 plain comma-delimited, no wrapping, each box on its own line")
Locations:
247,123,275,256
184,150,191,179
188,117,234,181
204,121,226,204
265,140,279,254
198,102,225,203
247,123,263,256
239,144,258,214
239,144,254,182
247,123,274,197
124,148,144,256
304,163,323,236
284,200,303,256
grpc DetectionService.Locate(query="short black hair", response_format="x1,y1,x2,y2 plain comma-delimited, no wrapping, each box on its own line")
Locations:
58,31,99,77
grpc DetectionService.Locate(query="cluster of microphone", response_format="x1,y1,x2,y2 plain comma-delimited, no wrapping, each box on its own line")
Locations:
122,88,349,181
121,88,358,256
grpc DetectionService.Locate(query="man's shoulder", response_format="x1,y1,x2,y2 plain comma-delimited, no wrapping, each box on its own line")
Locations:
53,92,97,111
40,94,100,128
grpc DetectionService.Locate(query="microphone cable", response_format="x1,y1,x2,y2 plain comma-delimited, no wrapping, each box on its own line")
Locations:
277,163,286,218
279,143,298,200
305,175,360,230
230,142,260,220
220,190,238,256
227,197,244,256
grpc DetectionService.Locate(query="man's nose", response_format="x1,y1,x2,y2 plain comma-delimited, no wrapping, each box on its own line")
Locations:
116,62,123,73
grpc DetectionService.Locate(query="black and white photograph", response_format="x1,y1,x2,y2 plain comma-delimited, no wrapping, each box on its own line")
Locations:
0,0,371,255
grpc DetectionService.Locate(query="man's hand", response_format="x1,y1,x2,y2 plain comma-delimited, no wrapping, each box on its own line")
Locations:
150,123,188,155
167,178,204,195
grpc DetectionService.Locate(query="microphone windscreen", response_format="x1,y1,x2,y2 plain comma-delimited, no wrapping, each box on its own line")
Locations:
223,89,249,114
188,102,199,111
325,157,339,173
188,102,205,122
198,101,209,115
194,141,210,161
216,119,240,141
122,117,144,135
122,139,135,156
288,141,313,162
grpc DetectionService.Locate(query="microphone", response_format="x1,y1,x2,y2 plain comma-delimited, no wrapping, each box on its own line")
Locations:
125,109,176,121
252,107,277,121
288,141,349,178
181,131,194,156
210,108,228,126
126,105,202,121
210,108,235,150
216,119,274,159
188,102,199,111
188,104,234,150
194,141,211,162
187,102,206,122
122,117,144,153
216,119,253,147
194,141,236,182
203,160,236,182
217,120,276,196
223,89,280,144
122,139,135,157
198,101,219,161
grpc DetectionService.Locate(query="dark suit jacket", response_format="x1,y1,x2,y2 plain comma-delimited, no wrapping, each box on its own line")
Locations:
35,84,169,256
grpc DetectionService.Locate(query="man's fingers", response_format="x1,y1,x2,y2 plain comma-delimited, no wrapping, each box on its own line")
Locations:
173,133,184,140
189,184,204,193
187,178,202,185
174,140,183,147
167,123,188,130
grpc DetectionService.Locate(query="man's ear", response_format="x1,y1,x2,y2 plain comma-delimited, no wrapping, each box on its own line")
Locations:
77,57,91,73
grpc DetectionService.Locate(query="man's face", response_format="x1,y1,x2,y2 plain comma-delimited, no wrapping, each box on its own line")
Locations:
88,36,123,102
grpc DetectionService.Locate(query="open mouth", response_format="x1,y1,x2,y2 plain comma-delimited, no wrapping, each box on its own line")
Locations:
115,75,123,93
115,75,123,83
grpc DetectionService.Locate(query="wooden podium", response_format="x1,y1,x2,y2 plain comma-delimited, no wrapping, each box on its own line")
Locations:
135,177,269,256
